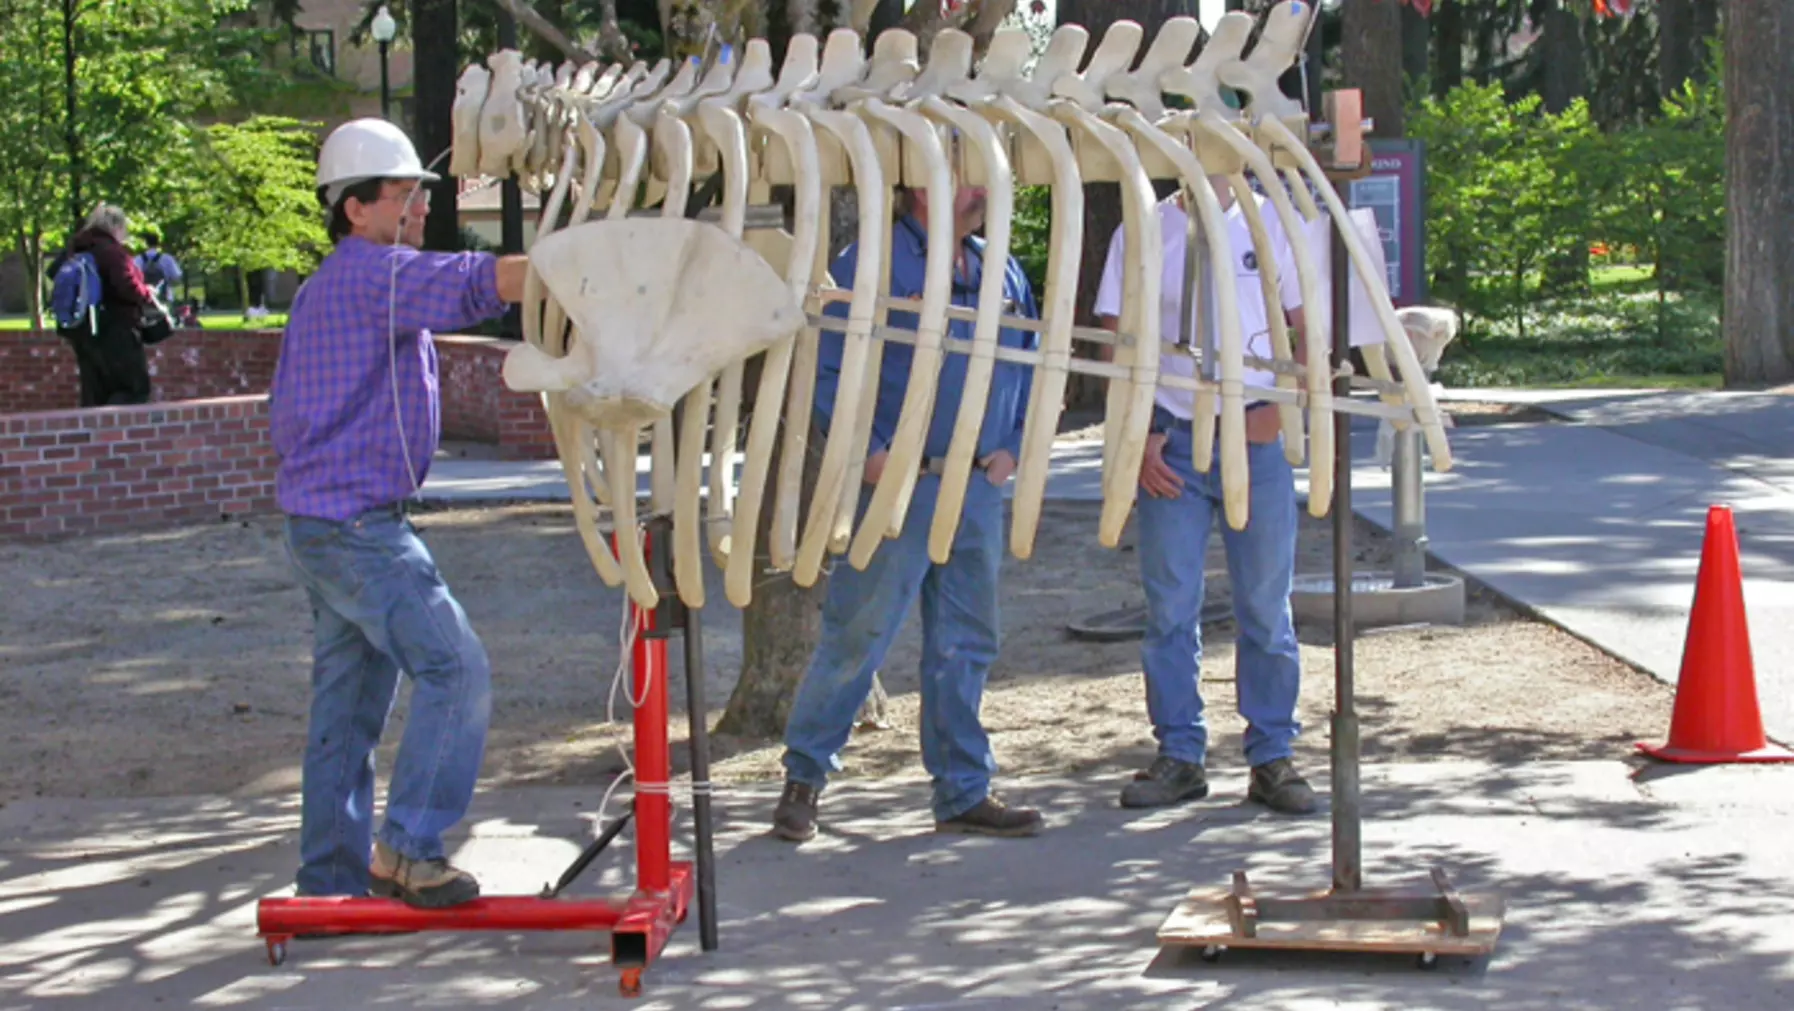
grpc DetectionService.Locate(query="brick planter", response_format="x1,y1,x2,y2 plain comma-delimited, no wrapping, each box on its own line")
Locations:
1,329,558,541
0,396,276,540
0,328,554,457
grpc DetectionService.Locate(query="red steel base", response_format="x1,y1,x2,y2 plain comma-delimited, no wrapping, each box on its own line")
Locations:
256,862,694,997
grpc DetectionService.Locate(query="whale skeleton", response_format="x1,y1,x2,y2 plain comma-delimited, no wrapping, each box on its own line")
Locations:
447,1,1451,611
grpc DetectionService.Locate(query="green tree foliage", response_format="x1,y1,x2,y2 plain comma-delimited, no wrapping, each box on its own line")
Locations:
0,3,67,322
169,116,329,310
1589,43,1724,305
0,0,273,324
1408,79,1596,337
1411,34,1723,344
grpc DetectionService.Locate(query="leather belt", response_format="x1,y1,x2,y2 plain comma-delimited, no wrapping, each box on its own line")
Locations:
919,456,985,476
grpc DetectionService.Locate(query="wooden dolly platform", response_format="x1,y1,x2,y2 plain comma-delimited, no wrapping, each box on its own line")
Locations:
1158,870,1505,969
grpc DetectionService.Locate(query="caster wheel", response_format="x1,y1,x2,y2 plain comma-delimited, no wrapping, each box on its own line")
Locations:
618,968,642,998
265,939,288,967
1417,952,1438,970
1200,945,1223,963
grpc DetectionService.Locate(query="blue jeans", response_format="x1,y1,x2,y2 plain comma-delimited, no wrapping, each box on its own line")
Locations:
282,506,493,897
782,474,1004,821
1137,418,1301,768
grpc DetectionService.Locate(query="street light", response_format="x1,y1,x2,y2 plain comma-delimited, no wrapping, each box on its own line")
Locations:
371,5,396,122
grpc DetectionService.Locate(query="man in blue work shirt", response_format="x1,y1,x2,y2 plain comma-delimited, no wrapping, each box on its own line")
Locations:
773,184,1044,842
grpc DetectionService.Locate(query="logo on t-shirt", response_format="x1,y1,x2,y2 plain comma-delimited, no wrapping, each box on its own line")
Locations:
1242,250,1258,272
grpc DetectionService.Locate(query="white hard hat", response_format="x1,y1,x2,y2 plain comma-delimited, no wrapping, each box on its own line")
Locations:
316,118,439,206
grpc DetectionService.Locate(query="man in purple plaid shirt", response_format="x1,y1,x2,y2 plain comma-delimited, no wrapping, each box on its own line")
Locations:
271,119,528,908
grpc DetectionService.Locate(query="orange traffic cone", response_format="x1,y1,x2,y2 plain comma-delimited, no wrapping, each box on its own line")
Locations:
1637,505,1794,763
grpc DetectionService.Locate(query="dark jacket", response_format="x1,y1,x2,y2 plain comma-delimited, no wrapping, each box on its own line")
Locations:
68,227,157,329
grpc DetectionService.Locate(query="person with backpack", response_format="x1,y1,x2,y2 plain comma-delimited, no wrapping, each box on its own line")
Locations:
49,204,166,406
134,232,183,307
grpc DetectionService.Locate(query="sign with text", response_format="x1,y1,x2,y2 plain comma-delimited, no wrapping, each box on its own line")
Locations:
1346,139,1427,308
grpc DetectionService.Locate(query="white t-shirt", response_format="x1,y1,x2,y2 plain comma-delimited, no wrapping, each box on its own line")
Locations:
1093,194,1302,420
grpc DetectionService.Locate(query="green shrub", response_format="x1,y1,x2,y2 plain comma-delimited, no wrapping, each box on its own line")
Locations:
1408,81,1597,338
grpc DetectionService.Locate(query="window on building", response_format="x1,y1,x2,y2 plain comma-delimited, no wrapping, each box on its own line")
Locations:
290,28,335,77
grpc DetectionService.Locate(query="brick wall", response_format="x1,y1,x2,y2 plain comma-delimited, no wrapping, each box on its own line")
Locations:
434,335,558,460
0,396,276,540
0,328,284,414
1,329,554,459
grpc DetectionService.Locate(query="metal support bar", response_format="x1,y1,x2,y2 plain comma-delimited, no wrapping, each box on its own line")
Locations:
805,298,1417,397
681,567,720,953
542,806,635,899
1329,214,1363,896
629,202,787,231
1391,426,1427,589
803,316,1421,419
1222,870,1474,937
640,509,720,952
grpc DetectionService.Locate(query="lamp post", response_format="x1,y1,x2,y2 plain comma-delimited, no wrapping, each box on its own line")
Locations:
371,5,396,122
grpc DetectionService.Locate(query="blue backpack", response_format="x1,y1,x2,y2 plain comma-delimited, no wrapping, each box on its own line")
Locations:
50,252,103,331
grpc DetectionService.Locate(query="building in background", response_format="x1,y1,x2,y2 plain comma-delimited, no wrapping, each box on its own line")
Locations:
285,0,417,132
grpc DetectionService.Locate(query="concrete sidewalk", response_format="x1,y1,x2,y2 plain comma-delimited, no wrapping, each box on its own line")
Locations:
3,763,1792,1010
1336,389,1794,748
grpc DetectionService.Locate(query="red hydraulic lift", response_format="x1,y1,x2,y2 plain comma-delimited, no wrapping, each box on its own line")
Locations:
256,516,719,997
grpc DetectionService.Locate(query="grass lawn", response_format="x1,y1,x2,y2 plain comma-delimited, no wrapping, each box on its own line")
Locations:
1433,265,1723,390
0,313,287,331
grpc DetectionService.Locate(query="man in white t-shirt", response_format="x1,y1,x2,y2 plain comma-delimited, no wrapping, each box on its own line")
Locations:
1094,176,1318,815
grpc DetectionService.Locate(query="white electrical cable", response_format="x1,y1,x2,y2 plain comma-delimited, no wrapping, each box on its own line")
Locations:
591,524,717,844
387,147,460,504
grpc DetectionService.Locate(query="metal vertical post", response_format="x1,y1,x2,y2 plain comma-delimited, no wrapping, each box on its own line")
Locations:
378,41,391,121
1329,215,1362,895
496,10,524,339
1391,426,1427,589
680,582,719,952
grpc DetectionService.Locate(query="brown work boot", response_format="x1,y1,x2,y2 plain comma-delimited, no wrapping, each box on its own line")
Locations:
772,779,820,842
370,840,481,908
1120,756,1210,808
1248,758,1320,815
935,794,1044,837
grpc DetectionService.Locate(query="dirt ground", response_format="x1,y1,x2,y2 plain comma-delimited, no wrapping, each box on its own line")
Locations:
0,399,1670,809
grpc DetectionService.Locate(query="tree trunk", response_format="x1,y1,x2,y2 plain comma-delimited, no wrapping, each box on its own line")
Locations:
720,0,898,740
1434,0,1463,97
714,417,828,738
62,0,81,235
414,0,461,253
1538,5,1586,116
1055,0,1198,414
1723,0,1794,386
238,266,251,315
21,234,45,329
1539,4,1588,295
1693,0,1720,61
1342,0,1405,139
1661,0,1721,98
1401,1,1430,95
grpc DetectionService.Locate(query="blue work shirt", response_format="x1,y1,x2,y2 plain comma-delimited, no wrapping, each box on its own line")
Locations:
814,214,1040,463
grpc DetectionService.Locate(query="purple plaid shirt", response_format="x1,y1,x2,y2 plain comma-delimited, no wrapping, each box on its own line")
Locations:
271,237,508,520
